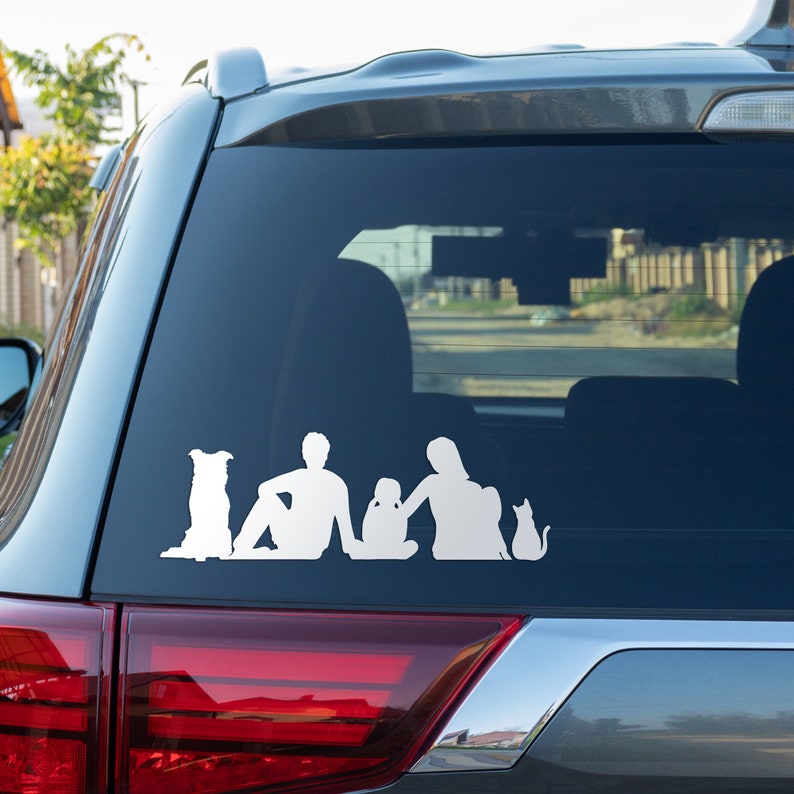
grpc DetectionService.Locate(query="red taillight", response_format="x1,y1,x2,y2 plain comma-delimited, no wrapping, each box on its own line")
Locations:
0,597,113,794
120,608,521,794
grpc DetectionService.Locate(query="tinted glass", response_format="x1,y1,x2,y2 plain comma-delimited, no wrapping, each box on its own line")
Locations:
529,650,794,779
0,347,29,421
93,139,794,610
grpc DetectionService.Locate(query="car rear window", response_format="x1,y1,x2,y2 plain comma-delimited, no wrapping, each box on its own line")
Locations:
92,137,794,611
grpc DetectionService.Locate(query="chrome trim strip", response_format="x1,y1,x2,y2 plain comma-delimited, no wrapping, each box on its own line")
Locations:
410,617,794,773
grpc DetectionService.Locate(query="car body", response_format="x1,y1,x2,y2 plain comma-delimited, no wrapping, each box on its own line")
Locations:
2,2,794,792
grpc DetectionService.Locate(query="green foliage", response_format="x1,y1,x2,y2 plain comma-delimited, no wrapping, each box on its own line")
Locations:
0,134,93,261
0,319,44,347
0,34,146,266
730,293,746,325
0,432,16,460
657,292,733,338
3,34,146,146
439,298,518,314
576,280,634,305
667,293,722,320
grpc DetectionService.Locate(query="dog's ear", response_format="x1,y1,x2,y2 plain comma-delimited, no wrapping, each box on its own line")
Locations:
189,448,203,459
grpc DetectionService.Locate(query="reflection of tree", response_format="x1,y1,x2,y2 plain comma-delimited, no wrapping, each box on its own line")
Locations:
542,707,643,737
665,711,794,737
544,706,794,740
533,704,794,769
592,717,642,733
532,704,794,774
541,706,794,741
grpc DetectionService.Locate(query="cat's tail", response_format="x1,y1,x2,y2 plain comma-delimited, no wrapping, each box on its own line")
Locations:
539,525,551,558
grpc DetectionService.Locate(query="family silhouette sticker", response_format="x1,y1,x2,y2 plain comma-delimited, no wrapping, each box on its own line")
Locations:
160,432,551,563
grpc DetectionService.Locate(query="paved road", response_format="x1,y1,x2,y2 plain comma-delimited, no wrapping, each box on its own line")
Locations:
408,314,736,397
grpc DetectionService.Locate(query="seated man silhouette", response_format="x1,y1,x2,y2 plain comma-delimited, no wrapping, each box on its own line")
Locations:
230,432,356,559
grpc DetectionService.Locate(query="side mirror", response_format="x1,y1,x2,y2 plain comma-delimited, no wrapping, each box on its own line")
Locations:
0,337,41,437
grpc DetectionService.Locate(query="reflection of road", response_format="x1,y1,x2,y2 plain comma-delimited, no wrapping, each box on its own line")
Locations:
409,314,736,397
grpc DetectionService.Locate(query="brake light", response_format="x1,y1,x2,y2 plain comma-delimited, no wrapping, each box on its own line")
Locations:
0,597,113,794
120,607,521,793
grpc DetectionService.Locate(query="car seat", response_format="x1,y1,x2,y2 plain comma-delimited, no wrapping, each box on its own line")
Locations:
737,254,794,440
269,258,505,522
551,374,747,527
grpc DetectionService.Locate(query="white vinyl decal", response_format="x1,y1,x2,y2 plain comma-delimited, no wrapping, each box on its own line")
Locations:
160,433,551,562
400,436,509,560
161,450,234,562
354,478,419,560
511,498,551,561
230,432,355,559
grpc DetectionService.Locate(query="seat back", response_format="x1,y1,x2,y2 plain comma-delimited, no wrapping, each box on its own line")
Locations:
737,255,794,431
269,258,503,519
554,375,745,527
565,375,743,461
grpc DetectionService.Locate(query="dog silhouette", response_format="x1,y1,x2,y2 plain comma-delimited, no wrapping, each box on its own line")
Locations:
161,449,234,562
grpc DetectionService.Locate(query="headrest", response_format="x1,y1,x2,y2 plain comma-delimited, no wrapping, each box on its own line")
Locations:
565,376,742,442
737,255,794,411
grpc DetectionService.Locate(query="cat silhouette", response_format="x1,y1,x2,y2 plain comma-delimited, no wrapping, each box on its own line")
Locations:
511,498,551,561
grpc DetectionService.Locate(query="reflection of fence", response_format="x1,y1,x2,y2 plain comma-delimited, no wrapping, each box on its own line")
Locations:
0,220,79,334
571,239,794,310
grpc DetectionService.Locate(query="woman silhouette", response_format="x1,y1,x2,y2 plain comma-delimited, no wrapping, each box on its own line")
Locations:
400,437,510,560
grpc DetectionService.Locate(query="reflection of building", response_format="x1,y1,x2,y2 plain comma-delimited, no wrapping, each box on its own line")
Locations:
438,728,529,749
0,52,21,146
572,229,792,312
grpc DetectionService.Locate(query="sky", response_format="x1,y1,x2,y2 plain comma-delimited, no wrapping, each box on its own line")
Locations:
1,0,770,136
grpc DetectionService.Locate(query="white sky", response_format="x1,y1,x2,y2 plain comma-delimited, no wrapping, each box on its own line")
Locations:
2,0,770,135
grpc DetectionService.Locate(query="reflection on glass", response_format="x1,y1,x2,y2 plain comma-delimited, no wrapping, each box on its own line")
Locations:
0,347,29,421
343,225,739,400
529,649,794,779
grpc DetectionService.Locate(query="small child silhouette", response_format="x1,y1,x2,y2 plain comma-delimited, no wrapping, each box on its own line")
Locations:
350,478,418,560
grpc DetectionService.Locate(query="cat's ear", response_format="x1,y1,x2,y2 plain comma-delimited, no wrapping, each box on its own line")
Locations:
513,504,519,515
523,498,530,507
